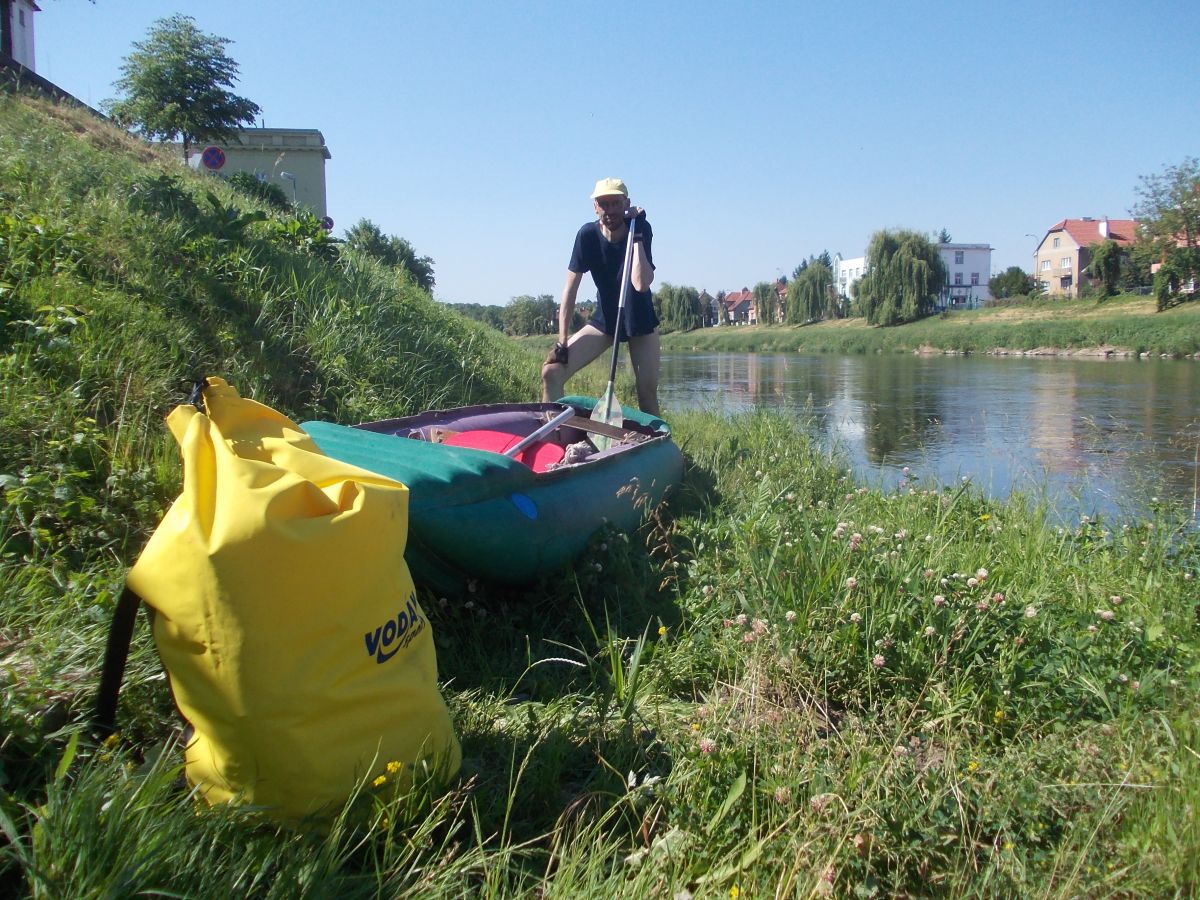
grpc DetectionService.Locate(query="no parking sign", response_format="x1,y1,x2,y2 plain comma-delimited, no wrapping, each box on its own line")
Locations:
201,146,226,170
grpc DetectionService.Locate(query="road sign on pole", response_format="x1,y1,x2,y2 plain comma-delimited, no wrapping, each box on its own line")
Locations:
201,146,226,170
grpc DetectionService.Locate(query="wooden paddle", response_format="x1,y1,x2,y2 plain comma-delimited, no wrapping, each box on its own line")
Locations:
590,216,638,449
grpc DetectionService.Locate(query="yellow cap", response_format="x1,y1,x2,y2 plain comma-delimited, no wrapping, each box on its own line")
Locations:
590,177,628,199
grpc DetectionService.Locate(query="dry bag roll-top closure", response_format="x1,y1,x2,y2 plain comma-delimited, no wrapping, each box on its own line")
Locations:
125,378,460,820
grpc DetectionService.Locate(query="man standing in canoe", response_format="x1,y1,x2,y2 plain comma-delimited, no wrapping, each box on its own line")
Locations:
541,177,660,416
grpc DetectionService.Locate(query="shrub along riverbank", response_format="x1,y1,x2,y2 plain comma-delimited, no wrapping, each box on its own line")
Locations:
3,93,1199,896
657,295,1200,358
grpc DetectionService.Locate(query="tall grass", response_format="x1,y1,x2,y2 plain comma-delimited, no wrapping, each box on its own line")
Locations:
2,92,1199,897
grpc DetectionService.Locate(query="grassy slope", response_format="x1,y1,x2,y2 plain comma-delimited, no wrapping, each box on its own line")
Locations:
2,93,1199,898
660,295,1200,357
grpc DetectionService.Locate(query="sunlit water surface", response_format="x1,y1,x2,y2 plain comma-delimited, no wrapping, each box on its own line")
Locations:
660,352,1199,528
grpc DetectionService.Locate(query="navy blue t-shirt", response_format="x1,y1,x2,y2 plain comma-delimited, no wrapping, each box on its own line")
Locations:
568,219,658,340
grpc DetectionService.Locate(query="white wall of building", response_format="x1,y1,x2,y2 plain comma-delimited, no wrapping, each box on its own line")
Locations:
835,255,866,299
937,243,993,306
8,0,38,70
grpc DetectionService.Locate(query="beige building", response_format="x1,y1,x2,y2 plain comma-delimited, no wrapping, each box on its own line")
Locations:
1031,217,1138,297
189,127,331,219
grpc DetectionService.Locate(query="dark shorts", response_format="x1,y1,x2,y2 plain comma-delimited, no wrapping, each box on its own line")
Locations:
588,294,659,343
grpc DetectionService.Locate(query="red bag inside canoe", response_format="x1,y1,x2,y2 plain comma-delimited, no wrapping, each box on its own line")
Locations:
443,430,565,473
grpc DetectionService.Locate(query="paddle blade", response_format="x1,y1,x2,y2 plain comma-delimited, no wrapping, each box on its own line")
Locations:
590,383,620,451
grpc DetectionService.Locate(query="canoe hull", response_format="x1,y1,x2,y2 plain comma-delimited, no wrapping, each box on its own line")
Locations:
302,396,683,592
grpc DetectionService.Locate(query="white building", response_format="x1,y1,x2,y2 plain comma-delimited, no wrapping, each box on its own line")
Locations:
2,0,39,70
188,127,331,218
834,253,866,299
937,242,993,308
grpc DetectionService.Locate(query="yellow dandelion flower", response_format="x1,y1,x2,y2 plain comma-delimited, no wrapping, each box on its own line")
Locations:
993,709,1005,722
980,514,991,522
967,760,980,773
386,760,402,774
691,722,701,732
730,886,741,899
372,775,388,788
658,625,668,637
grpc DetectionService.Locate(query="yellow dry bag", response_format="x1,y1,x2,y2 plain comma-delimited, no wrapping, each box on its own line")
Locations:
123,377,460,818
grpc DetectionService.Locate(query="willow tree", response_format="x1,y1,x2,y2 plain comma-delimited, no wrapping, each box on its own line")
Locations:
854,229,947,325
786,259,834,324
1087,239,1124,297
753,281,780,325
653,283,703,333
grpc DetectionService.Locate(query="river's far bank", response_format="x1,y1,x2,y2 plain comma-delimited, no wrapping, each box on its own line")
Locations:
655,294,1200,358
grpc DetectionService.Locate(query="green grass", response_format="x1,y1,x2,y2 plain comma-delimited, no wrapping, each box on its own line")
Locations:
658,295,1200,357
2,91,1199,897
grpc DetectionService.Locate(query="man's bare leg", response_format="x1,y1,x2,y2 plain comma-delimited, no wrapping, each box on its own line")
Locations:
541,325,612,402
628,331,661,416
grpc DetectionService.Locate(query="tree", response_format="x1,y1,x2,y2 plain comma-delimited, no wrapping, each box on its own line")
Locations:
854,229,947,326
343,218,435,292
937,228,952,244
786,260,834,324
1086,239,1124,297
752,281,779,325
1133,157,1200,252
502,295,556,336
1131,157,1200,310
105,15,261,162
653,283,704,333
988,266,1033,299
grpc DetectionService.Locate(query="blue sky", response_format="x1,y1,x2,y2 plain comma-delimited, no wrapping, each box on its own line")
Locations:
33,0,1200,307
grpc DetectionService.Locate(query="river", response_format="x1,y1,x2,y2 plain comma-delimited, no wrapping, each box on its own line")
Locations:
659,352,1200,528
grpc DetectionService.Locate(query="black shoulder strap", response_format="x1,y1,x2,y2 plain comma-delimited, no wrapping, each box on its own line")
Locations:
92,584,143,739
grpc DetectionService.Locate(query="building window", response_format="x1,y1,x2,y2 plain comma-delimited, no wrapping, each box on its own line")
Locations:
1053,237,1061,248
954,272,963,285
954,250,964,264
971,272,979,285
1041,259,1051,271
1061,257,1071,269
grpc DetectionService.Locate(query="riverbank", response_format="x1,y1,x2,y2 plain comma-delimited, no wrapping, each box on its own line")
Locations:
657,295,1200,358
4,92,1200,897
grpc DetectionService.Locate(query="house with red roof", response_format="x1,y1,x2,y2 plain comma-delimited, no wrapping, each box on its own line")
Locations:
720,288,757,325
1031,217,1139,297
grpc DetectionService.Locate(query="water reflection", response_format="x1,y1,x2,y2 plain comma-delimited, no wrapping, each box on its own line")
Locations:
660,352,1199,527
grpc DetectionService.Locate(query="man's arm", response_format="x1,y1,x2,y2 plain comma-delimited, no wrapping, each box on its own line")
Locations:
632,241,654,292
558,270,584,346
628,210,654,292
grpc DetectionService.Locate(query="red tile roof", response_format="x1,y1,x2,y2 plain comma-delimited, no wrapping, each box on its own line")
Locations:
721,289,754,309
1048,218,1139,247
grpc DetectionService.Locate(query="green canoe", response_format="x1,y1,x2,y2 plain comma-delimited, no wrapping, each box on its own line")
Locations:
302,396,683,593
